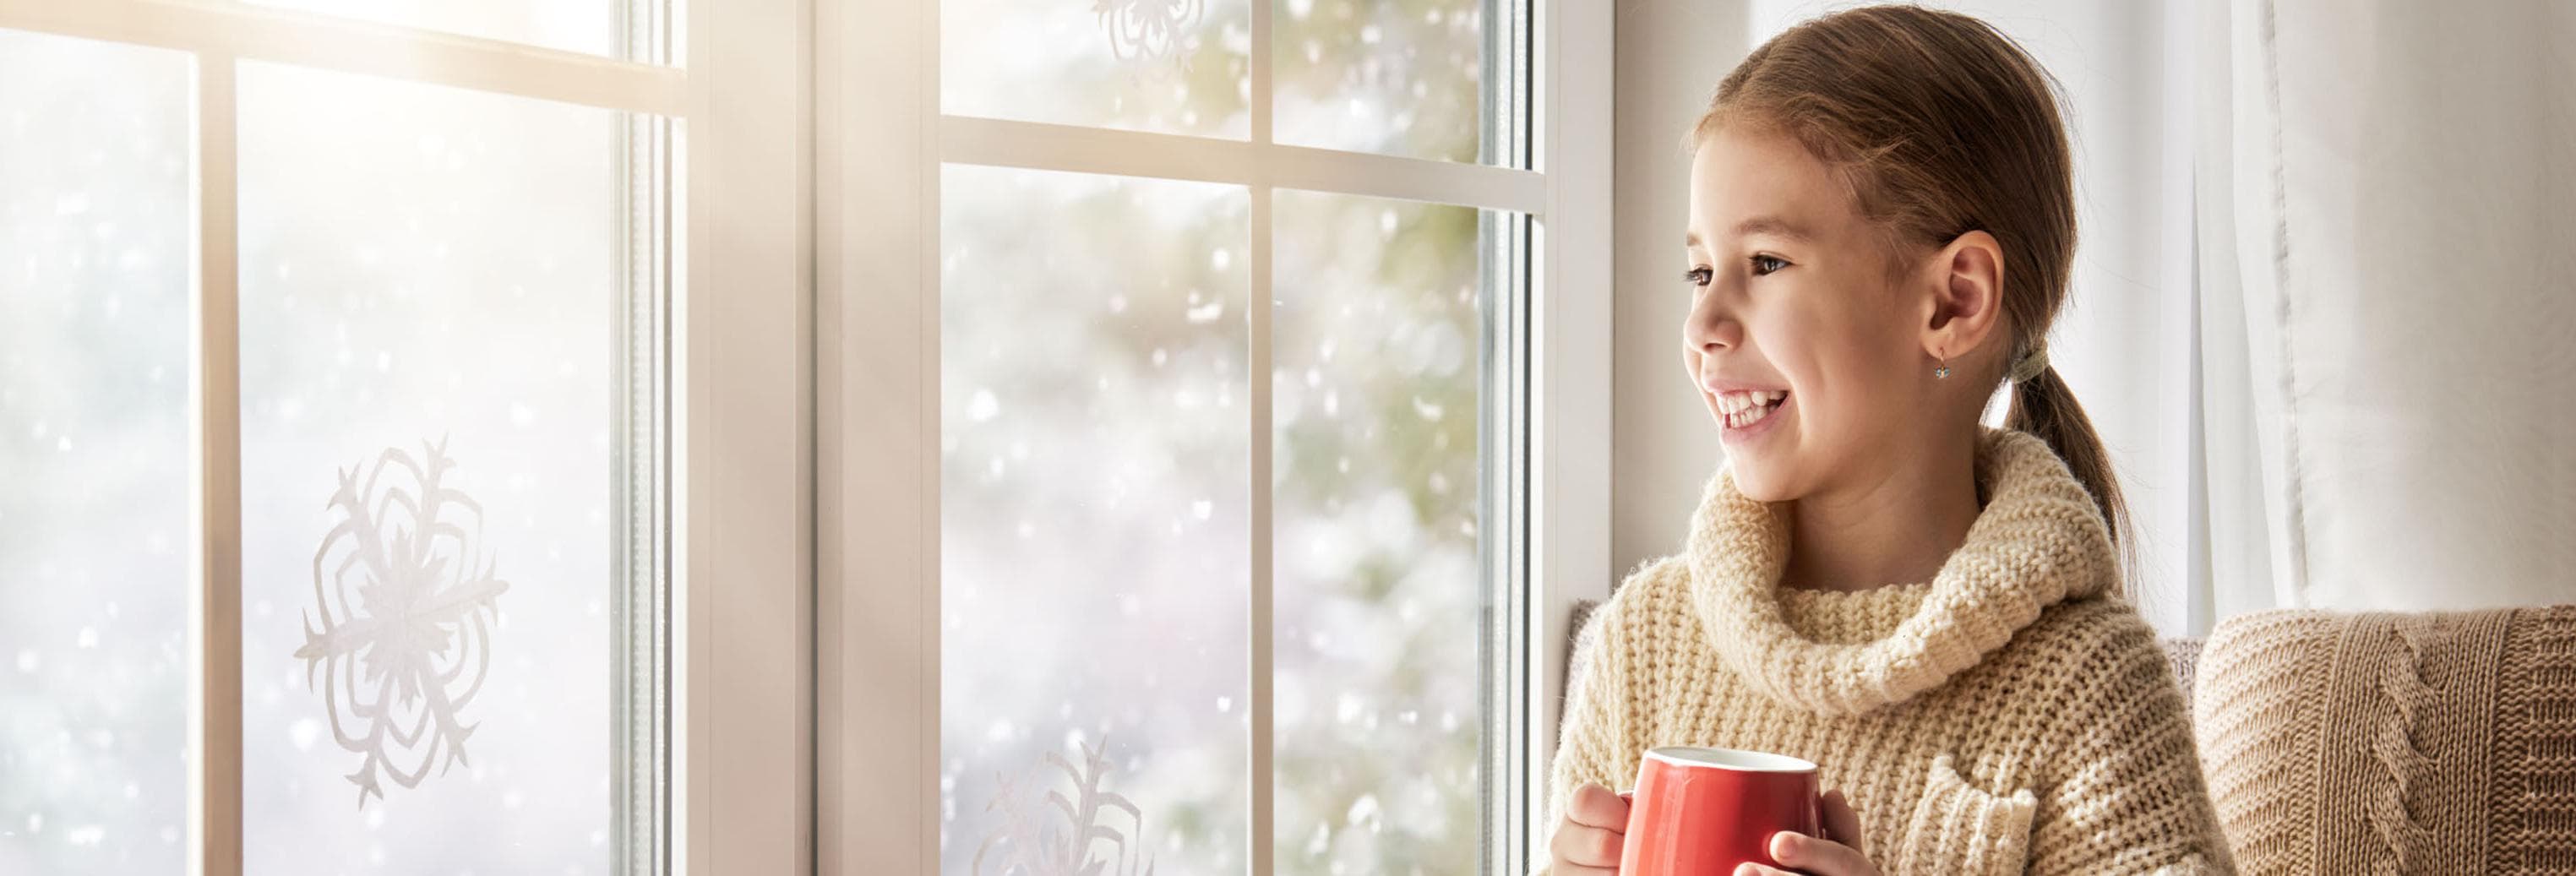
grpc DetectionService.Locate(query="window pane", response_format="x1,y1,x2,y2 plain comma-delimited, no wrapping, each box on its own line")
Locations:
941,0,1250,138
1275,0,1489,162
0,30,193,874
1272,192,1493,871
236,62,652,872
242,0,632,61
939,165,1251,875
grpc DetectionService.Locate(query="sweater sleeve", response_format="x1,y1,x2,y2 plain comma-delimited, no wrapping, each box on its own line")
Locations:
2023,614,2238,876
1535,593,1635,876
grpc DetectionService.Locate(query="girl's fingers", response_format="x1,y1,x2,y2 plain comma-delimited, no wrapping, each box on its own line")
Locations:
1732,865,1795,876
1549,824,1623,868
1566,782,1631,831
1549,785,1631,873
1820,787,1865,855
1769,830,1874,876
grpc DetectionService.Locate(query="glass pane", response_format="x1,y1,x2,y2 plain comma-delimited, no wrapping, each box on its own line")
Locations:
243,0,632,61
939,165,1251,875
942,0,1250,138
0,30,193,874
1275,0,1489,162
1272,192,1492,871
237,62,652,872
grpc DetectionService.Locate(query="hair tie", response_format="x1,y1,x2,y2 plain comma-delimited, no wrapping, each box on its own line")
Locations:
2006,341,2050,384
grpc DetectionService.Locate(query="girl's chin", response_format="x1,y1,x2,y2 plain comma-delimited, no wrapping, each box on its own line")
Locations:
1729,467,1795,503
1720,433,1800,502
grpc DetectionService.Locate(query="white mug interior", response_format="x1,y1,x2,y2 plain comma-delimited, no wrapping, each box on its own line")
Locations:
1642,745,1816,773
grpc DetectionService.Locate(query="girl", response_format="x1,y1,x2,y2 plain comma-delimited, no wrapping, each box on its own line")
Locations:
1542,7,2230,876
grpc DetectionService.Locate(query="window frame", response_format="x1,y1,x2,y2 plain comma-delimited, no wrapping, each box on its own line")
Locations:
0,0,809,872
0,0,1609,868
815,0,1612,873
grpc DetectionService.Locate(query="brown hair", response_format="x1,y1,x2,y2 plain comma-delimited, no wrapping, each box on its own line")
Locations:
1691,5,2133,574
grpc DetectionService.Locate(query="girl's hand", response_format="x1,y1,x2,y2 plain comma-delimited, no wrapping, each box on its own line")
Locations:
1544,782,1631,875
1738,788,1874,876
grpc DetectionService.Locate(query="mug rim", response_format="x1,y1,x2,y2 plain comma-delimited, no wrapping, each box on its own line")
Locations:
1642,745,1817,773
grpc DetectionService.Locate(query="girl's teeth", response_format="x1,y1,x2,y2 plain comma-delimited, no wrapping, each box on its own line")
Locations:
1724,392,1784,429
1720,390,1778,414
1718,390,1784,416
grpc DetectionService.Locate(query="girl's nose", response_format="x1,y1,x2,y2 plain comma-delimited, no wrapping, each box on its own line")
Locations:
1684,301,1742,353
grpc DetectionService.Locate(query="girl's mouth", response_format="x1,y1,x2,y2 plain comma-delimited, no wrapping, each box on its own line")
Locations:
1715,389,1789,433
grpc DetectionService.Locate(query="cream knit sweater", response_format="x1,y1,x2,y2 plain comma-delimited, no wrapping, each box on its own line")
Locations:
1544,427,2233,875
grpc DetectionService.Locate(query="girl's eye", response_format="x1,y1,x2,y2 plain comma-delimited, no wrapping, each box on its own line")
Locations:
1685,267,1713,287
1750,254,1789,275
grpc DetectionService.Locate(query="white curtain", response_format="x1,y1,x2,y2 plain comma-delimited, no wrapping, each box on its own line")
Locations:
2196,0,2576,614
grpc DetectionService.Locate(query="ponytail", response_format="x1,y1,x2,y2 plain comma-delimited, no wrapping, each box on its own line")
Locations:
2003,364,2133,594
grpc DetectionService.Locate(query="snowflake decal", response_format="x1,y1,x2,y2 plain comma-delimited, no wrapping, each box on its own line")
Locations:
295,438,509,808
1094,0,1205,64
974,734,1157,876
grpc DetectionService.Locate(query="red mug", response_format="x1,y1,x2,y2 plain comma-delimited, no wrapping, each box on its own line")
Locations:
1617,746,1822,875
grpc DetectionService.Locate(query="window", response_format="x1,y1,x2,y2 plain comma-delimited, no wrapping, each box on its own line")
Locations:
231,60,651,873
934,0,1528,865
1267,192,1504,870
0,30,195,873
6,0,1605,870
0,0,806,872
822,1,1610,873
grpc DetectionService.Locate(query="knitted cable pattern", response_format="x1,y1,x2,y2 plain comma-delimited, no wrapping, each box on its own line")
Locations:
1542,427,2230,875
2362,621,2438,871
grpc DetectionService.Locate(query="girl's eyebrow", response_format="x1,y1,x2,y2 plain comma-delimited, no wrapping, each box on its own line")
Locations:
1685,215,1816,248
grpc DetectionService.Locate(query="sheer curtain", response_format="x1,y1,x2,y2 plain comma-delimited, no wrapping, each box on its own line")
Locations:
2195,0,2576,616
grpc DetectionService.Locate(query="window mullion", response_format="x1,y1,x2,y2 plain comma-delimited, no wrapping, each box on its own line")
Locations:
1248,192,1277,876
935,116,1547,215
1249,0,1275,867
613,8,677,876
186,48,244,876
814,0,937,871
1527,0,1618,868
0,0,684,116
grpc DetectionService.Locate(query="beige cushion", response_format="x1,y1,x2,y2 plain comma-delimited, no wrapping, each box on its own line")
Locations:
2192,606,2576,874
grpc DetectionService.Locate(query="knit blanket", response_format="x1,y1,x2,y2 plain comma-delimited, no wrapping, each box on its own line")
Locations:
2193,606,2576,873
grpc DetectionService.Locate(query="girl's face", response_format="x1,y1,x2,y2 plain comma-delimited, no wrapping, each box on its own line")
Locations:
1682,125,1947,503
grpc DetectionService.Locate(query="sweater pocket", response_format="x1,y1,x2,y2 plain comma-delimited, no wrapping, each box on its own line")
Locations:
1888,753,2038,876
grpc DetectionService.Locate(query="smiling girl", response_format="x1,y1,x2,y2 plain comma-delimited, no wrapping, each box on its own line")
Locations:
1540,7,2230,876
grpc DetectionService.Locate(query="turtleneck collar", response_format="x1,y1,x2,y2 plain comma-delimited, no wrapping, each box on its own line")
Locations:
1686,427,2120,715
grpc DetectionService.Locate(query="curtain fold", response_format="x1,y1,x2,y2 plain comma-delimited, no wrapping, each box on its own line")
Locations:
2197,0,2576,614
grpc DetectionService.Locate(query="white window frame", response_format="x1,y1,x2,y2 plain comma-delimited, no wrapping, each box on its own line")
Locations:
3,0,1605,868
0,0,810,872
814,0,1610,873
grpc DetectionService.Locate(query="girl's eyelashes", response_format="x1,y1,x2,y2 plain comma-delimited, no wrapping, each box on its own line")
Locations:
1684,254,1789,288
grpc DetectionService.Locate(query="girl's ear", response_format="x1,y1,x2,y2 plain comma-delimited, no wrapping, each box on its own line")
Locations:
1920,230,2007,368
